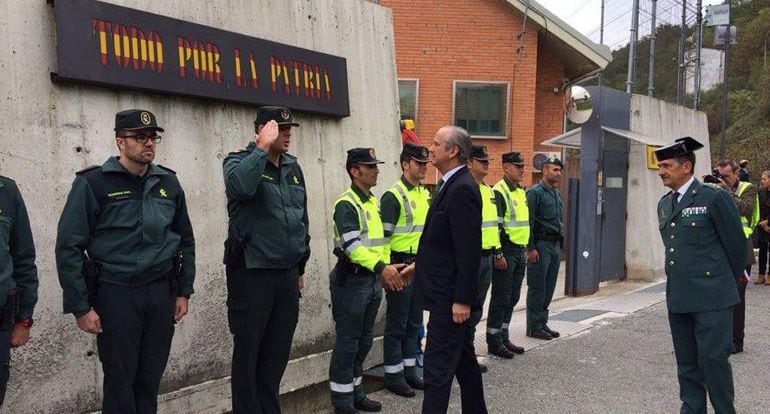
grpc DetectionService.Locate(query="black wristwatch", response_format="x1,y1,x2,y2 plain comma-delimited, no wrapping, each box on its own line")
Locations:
494,252,504,260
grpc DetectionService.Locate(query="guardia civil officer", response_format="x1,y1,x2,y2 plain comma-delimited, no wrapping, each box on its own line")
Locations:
655,137,744,414
222,106,310,413
0,176,38,406
525,157,563,340
486,152,528,358
56,109,195,413
381,143,429,397
329,148,404,414
467,145,504,371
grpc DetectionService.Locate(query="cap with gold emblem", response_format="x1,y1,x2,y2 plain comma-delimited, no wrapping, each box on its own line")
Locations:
470,145,492,161
653,136,704,161
541,156,564,168
254,106,300,127
402,143,430,163
114,109,164,132
346,148,384,166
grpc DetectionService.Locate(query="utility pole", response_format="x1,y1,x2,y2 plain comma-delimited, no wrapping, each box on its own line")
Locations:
626,0,640,93
599,0,605,85
648,0,658,96
694,0,703,109
677,0,687,105
719,0,732,160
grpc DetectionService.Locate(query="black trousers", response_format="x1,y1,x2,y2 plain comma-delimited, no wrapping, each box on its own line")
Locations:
758,241,770,275
422,309,487,414
227,266,300,414
96,278,176,414
0,329,9,407
733,268,748,350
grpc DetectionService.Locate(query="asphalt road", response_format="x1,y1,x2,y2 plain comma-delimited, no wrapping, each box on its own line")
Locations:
359,282,770,414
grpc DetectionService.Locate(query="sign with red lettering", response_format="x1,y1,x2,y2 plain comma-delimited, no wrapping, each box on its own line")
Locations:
51,0,350,117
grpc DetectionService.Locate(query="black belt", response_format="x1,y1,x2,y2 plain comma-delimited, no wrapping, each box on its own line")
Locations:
391,251,417,263
481,249,495,256
535,233,562,242
341,263,375,276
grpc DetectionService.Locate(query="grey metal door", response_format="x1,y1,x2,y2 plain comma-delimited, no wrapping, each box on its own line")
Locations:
599,133,629,281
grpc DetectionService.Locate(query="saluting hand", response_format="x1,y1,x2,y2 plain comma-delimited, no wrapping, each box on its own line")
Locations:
452,303,471,324
174,297,189,323
76,309,103,334
256,120,280,152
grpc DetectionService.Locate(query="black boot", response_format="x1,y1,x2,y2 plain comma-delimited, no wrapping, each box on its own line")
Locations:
386,382,416,398
406,376,424,390
543,325,560,338
488,343,515,359
503,339,525,354
334,405,359,414
527,329,553,340
354,397,382,412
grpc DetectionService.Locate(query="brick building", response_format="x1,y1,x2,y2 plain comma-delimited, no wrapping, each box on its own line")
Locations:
380,0,612,185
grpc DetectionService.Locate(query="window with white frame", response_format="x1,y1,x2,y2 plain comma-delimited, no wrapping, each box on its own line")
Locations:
453,81,509,138
398,79,419,129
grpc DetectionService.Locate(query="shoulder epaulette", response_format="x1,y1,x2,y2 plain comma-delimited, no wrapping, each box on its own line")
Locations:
227,149,250,156
76,165,101,175
157,165,177,174
659,190,673,201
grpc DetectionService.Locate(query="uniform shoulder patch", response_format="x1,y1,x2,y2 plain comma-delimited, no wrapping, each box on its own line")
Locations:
157,165,177,174
76,165,101,176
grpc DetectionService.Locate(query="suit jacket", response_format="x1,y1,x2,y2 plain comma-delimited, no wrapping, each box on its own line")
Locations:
657,179,744,313
414,166,482,312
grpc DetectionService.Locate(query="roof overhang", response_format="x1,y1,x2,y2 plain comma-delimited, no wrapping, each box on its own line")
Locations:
542,126,665,149
503,0,613,80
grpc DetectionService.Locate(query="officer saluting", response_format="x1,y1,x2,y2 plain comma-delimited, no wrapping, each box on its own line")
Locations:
329,148,404,414
655,137,745,414
222,106,310,413
526,157,564,340
381,143,429,397
56,109,195,413
486,152,528,358
0,175,38,406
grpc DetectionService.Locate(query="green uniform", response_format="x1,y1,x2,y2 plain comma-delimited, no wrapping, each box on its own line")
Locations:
525,181,563,331
329,185,388,408
0,176,38,405
222,142,310,414
658,179,745,414
55,157,195,413
487,178,529,346
468,183,499,343
381,177,428,387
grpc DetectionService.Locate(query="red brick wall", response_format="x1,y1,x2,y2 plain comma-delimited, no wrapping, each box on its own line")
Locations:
381,0,554,185
533,46,568,182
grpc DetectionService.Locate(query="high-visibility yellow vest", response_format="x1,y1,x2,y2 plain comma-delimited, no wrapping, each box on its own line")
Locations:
494,179,530,246
385,180,430,254
480,184,501,250
333,189,389,271
737,181,760,238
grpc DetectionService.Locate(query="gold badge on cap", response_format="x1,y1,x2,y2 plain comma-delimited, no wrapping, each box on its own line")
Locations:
281,110,290,120
482,146,488,156
369,148,376,158
140,112,152,125
421,148,428,158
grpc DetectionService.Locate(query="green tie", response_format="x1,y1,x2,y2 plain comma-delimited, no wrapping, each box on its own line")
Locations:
436,178,444,193
672,191,679,210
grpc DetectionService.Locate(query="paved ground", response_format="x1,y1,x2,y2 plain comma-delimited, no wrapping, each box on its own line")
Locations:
327,280,770,413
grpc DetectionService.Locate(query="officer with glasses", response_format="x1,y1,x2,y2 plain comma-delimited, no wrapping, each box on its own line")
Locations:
56,109,196,413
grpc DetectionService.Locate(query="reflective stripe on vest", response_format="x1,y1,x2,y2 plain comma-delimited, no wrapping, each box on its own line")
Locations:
333,190,387,256
737,181,760,238
494,179,530,246
480,184,501,249
387,181,430,254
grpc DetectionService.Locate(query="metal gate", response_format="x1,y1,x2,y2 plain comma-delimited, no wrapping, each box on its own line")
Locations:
598,132,629,281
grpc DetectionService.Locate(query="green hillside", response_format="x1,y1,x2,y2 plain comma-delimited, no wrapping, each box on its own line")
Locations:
593,0,770,176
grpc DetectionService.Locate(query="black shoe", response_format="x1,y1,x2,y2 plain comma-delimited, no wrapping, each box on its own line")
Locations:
478,362,488,373
406,376,424,390
334,405,359,414
543,325,560,338
488,343,515,359
354,397,382,412
527,329,553,340
386,382,416,398
503,340,525,354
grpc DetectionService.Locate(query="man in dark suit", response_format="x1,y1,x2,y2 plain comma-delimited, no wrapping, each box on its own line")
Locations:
401,126,486,414
655,137,745,414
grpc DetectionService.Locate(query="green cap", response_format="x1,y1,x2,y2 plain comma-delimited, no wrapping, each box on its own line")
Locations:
114,109,164,132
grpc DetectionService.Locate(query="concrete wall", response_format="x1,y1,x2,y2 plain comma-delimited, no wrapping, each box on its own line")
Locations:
0,1,400,412
625,95,711,281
